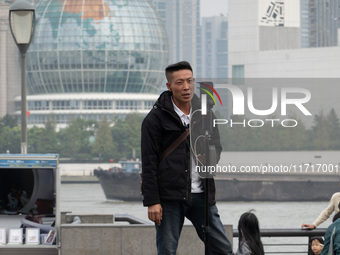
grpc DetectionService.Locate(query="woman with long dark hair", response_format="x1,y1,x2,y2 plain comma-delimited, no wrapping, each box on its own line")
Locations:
234,211,264,255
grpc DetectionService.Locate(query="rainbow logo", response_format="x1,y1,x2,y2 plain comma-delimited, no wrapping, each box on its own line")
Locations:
199,83,222,106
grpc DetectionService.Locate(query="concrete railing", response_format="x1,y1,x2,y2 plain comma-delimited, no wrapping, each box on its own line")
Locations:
59,213,233,255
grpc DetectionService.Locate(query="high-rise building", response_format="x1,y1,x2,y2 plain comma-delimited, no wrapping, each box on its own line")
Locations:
300,0,310,48
228,0,340,128
0,1,21,118
229,0,340,78
199,16,229,118
150,0,200,73
200,16,228,79
309,0,340,47
301,0,340,48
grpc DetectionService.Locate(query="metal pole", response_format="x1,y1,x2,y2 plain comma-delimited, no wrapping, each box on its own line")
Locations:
204,134,210,255
8,1,35,154
21,52,27,154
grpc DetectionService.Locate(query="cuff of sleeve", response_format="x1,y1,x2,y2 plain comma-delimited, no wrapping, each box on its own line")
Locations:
143,196,160,207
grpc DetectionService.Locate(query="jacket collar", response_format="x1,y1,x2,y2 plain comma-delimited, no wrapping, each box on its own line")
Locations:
155,91,174,113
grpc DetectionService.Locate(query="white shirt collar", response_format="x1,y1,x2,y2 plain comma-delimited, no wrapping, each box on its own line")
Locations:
171,97,190,127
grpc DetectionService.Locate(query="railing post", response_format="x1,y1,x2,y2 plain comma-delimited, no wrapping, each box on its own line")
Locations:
233,228,326,254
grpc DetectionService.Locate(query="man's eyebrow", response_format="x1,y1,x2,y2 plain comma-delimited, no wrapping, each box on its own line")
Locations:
175,77,193,81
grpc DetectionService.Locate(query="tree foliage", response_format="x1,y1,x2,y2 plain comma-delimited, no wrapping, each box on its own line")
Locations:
92,116,115,160
0,109,339,161
111,113,144,160
0,126,20,153
57,118,96,159
217,109,340,151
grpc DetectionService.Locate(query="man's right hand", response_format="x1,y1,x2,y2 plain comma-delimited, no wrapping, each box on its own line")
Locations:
148,204,163,225
301,223,316,229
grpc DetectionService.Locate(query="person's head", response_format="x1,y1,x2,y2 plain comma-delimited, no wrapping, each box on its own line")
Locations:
238,211,264,255
165,61,195,106
310,236,324,255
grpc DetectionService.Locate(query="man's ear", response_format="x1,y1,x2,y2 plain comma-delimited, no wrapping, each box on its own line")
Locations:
166,82,171,91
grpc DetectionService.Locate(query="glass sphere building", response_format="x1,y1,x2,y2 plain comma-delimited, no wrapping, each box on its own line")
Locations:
14,0,168,128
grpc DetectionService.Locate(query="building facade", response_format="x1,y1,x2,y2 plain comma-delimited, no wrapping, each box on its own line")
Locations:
9,0,168,128
150,0,200,73
301,0,340,48
0,1,20,119
200,15,228,79
308,0,340,47
228,0,340,128
228,0,340,78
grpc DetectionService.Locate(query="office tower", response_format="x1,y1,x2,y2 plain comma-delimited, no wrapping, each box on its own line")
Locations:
301,0,340,47
0,1,21,118
309,0,340,47
150,0,200,72
201,15,228,78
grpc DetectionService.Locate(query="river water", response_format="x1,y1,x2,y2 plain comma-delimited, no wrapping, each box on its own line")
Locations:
60,182,334,254
60,183,332,228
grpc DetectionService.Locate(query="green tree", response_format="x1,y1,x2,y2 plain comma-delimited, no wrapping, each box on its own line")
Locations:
252,118,282,151
111,113,144,159
36,117,59,153
279,119,309,150
92,117,115,160
0,126,21,153
310,109,340,150
58,118,96,159
0,115,18,147
327,108,340,149
219,115,257,151
0,114,18,128
312,112,331,150
28,126,43,153
220,115,310,151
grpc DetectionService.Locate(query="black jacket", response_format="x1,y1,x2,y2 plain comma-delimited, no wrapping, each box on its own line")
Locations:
141,91,222,206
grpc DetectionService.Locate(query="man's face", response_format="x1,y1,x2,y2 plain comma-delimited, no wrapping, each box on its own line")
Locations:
166,69,195,105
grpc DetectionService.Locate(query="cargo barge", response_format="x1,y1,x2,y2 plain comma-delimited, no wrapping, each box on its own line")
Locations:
94,151,340,201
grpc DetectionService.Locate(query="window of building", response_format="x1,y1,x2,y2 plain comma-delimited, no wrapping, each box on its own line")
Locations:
217,54,228,68
70,100,80,110
217,40,228,52
84,100,112,110
232,65,245,85
116,100,141,110
52,101,71,110
144,100,155,109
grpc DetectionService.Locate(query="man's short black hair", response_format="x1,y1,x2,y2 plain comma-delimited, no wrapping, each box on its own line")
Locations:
165,61,193,82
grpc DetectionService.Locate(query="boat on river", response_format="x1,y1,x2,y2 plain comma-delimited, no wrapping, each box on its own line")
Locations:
94,151,340,201
94,160,142,201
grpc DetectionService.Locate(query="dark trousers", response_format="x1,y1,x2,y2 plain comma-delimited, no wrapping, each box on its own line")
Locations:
155,193,232,255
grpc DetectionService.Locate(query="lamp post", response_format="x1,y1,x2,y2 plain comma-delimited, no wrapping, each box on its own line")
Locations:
8,0,35,154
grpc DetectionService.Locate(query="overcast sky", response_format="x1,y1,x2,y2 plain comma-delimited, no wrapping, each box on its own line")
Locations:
201,0,228,17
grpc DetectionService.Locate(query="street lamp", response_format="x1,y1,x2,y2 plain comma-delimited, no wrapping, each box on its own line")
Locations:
8,0,36,154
